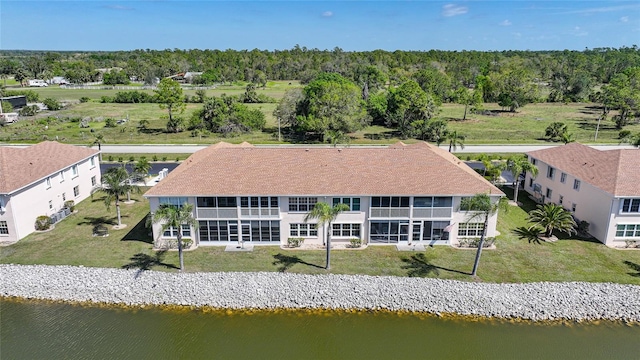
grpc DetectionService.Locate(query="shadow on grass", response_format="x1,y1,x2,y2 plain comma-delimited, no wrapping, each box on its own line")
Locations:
513,226,544,244
122,250,179,278
272,253,324,272
401,253,470,277
623,261,640,277
78,216,117,226
121,214,153,244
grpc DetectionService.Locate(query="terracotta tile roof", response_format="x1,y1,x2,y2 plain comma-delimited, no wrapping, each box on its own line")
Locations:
527,142,640,196
0,141,99,194
145,141,503,197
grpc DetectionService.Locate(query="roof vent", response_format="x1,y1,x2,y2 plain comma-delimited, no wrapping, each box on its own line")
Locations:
338,149,342,152
305,149,309,152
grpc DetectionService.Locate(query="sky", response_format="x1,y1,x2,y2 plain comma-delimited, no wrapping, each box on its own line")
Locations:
1,1,638,52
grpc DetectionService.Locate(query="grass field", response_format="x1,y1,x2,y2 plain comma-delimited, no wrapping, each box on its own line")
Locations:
2,81,638,146
2,186,639,284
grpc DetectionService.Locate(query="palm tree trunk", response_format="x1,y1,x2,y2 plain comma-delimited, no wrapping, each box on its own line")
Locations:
449,142,453,152
513,178,520,204
116,202,122,226
471,211,490,276
463,103,468,121
326,222,331,270
177,231,184,272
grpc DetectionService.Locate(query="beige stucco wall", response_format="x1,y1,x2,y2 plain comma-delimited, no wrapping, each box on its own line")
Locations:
607,198,640,247
0,156,101,242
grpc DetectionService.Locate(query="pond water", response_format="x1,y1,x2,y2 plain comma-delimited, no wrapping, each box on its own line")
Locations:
2,299,639,359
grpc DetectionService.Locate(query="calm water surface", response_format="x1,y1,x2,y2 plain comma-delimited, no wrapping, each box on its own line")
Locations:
2,298,639,360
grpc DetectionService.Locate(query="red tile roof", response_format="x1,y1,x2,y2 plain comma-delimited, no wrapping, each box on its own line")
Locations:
0,141,99,194
527,142,640,196
145,142,503,197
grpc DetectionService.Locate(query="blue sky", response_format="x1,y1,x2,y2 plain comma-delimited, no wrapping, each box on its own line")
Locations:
1,1,638,51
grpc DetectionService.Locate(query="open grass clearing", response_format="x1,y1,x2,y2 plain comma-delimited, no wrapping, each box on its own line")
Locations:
1,186,639,284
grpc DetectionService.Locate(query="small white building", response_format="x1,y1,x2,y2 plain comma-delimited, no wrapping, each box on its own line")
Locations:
144,142,504,248
0,142,101,242
525,143,640,247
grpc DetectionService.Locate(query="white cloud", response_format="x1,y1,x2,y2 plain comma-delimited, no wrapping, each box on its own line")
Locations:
558,4,640,15
104,4,133,11
570,26,588,37
442,4,468,17
500,20,512,26
621,16,629,22
322,11,333,17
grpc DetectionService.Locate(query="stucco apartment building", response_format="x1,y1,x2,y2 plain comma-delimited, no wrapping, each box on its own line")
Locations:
0,141,101,242
144,141,504,248
525,143,640,247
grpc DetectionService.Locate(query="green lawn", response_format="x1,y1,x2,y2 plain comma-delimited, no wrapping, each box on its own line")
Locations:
2,186,639,284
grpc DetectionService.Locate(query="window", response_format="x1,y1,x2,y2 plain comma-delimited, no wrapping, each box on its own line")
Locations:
62,193,66,201
72,165,78,177
616,224,640,238
0,221,8,235
559,195,564,205
621,199,640,213
241,197,278,209
199,220,239,242
49,200,53,209
0,197,5,210
573,180,581,191
46,177,51,189
90,156,96,167
290,223,317,237
163,224,192,238
572,203,577,212
288,197,318,212
371,197,410,208
458,223,484,237
530,158,537,165
73,186,80,197
332,223,361,238
60,170,65,182
370,220,409,243
91,176,97,186
546,188,552,198
528,178,534,188
332,197,360,211
560,173,567,183
546,166,555,180
195,197,237,208
160,197,188,208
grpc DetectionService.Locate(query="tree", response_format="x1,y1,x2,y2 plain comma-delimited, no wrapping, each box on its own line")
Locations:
137,119,150,132
304,202,350,270
92,133,105,159
425,119,448,145
527,203,577,238
621,132,640,148
154,78,186,133
602,67,640,129
545,122,568,141
493,63,539,112
446,130,465,152
152,203,196,272
1,101,13,113
386,80,438,139
14,68,28,87
459,194,508,276
561,131,576,144
506,155,539,204
91,167,140,228
453,87,480,120
133,157,152,185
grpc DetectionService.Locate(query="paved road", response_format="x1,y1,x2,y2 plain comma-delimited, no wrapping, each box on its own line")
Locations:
90,143,634,154
2,143,635,154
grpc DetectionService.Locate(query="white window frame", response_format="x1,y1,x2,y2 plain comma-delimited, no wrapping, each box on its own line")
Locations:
289,223,318,237
72,165,78,178
621,199,640,214
615,224,640,238
60,170,65,182
49,200,53,209
332,197,361,211
571,203,577,212
546,166,555,180
163,224,192,238
458,223,484,237
559,195,564,205
332,223,361,238
91,176,97,186
73,185,80,197
288,197,318,212
46,177,51,189
90,156,96,168
573,179,581,191
0,221,8,235
560,173,567,183
546,188,553,199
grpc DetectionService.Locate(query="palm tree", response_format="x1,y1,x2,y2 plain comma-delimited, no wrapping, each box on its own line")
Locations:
91,167,140,227
527,203,577,238
152,203,196,272
459,193,508,276
446,130,465,152
133,157,152,185
506,155,539,204
92,133,105,160
561,131,576,144
304,202,350,270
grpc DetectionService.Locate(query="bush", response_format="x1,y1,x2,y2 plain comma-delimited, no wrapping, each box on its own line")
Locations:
118,157,123,162
162,156,167,161
108,155,114,162
79,96,90,103
105,118,117,127
43,98,62,111
3,89,40,102
129,156,135,162
18,105,39,116
458,237,495,248
100,96,114,103
182,238,193,249
35,215,51,231
176,157,180,162
113,90,155,103
287,237,303,247
349,238,362,248
152,155,158,161
64,200,75,212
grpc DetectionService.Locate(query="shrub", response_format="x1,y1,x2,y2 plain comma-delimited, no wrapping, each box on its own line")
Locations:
162,156,167,161
3,89,40,102
43,98,62,111
349,238,362,248
100,96,114,103
176,157,180,162
64,200,75,212
108,155,114,162
35,215,51,231
152,155,158,161
576,220,590,235
458,237,495,248
625,240,640,249
79,96,90,103
129,156,135,162
182,238,193,249
118,157,123,162
18,105,39,116
104,118,117,127
287,237,303,247
619,130,632,139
